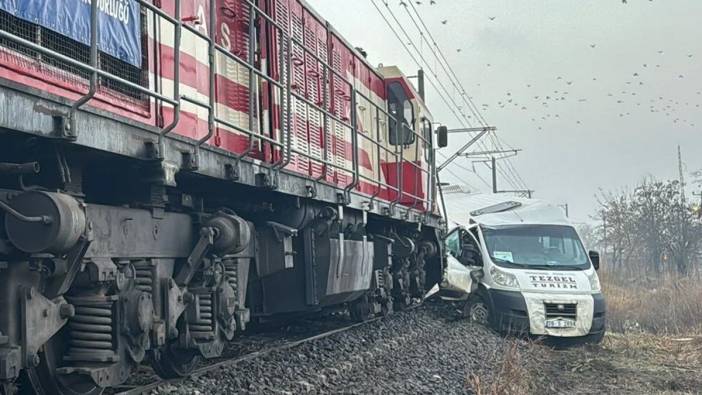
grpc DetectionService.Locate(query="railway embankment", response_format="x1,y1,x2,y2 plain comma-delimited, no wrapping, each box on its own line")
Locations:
144,274,702,395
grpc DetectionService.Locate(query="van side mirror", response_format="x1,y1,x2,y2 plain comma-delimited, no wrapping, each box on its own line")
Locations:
588,250,600,271
436,126,448,148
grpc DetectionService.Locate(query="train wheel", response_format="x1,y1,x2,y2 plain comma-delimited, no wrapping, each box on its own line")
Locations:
349,294,374,322
24,330,102,395
381,296,393,317
392,266,412,311
151,343,200,379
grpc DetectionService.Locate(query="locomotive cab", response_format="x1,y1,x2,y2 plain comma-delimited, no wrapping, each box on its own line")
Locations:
378,66,435,211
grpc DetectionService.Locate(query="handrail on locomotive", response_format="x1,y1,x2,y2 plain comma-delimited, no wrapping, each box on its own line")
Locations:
0,0,440,219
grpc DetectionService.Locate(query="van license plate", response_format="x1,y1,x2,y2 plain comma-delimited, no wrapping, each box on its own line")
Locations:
545,318,576,328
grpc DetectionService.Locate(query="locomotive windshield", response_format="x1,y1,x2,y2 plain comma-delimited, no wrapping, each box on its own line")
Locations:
388,81,415,145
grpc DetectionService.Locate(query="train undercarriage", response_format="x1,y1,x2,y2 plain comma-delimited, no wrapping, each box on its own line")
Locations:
0,134,443,394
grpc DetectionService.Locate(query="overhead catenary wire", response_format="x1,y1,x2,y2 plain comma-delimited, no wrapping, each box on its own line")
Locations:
403,1,528,190
370,0,522,190
373,0,478,129
374,0,526,190
369,0,476,131
404,1,489,126
440,164,481,191
368,0,521,192
392,0,525,189
436,151,492,190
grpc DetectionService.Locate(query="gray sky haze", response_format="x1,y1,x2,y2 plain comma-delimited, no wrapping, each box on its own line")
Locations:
307,0,702,222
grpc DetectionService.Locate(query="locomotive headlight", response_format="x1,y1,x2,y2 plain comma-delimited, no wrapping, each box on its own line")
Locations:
587,270,601,292
489,266,519,289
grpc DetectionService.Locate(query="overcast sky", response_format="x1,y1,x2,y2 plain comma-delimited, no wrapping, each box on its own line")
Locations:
306,0,702,222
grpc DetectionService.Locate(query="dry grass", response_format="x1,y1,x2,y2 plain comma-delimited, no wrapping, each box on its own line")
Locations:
600,270,702,335
465,270,702,394
530,331,702,393
467,341,538,395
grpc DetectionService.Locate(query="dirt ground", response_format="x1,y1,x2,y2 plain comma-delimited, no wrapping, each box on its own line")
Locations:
526,333,702,395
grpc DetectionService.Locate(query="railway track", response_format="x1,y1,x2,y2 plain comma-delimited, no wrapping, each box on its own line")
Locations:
112,315,387,395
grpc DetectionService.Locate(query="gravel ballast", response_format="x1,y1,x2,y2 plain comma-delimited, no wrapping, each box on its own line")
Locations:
152,302,539,394
146,301,702,394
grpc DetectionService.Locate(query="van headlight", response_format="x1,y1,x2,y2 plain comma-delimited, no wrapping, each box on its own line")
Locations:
587,271,601,292
489,266,519,289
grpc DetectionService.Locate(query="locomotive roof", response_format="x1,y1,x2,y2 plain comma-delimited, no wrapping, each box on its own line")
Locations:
298,0,384,81
378,65,434,119
300,0,429,112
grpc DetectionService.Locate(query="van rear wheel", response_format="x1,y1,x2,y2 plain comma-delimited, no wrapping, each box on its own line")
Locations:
463,296,490,325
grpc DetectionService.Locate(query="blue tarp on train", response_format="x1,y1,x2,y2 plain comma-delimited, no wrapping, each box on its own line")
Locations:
0,0,142,67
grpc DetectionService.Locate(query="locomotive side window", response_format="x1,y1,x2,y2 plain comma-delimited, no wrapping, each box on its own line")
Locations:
422,117,433,160
388,81,415,145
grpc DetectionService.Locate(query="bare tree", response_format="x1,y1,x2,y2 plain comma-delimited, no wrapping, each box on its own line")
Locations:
575,222,598,251
594,179,702,275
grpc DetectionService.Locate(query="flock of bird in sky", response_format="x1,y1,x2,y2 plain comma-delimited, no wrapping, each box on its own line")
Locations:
474,50,700,130
398,0,699,131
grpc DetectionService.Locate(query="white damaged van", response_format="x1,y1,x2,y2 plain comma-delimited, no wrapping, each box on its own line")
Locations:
441,190,605,344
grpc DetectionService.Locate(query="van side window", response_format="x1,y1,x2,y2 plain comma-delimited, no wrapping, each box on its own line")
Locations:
446,229,461,257
460,229,483,267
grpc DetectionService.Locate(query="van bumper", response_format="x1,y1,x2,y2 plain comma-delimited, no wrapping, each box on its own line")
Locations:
485,289,532,335
485,289,606,337
590,292,607,334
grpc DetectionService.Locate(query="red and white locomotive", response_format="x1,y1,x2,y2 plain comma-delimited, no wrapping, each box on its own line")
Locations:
0,1,447,393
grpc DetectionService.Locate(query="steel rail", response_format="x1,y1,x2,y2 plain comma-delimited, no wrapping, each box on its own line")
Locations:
112,312,410,395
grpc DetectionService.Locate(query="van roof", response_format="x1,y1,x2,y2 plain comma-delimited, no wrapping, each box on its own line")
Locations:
442,189,571,228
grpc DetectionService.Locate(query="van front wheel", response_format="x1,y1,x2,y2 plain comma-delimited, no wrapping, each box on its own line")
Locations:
463,295,490,325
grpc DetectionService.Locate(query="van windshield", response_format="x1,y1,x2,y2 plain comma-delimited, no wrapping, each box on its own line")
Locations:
482,225,590,270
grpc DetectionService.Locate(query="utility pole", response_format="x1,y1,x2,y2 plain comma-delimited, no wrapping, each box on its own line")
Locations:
559,203,569,217
467,149,531,197
435,127,531,197
491,156,497,193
